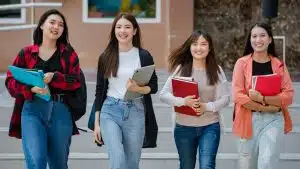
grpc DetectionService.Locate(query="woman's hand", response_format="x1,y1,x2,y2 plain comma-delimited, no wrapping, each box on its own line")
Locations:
184,95,203,115
194,102,206,115
94,113,103,145
44,72,54,84
30,86,48,95
261,105,281,113
126,79,139,92
249,89,264,104
126,79,151,94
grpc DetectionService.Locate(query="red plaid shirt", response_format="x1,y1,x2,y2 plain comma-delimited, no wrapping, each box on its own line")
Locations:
5,43,81,138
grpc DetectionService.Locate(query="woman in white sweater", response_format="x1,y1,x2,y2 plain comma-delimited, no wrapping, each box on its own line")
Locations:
159,30,230,169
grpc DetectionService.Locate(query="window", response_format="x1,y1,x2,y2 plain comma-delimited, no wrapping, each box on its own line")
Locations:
0,0,26,24
83,0,161,23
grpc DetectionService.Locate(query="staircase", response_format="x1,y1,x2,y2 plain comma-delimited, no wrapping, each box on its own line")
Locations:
0,70,300,169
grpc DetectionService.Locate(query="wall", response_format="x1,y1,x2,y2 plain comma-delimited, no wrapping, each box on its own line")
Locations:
194,0,300,72
0,0,194,71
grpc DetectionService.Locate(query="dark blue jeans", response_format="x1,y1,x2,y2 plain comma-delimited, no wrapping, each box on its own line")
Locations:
174,122,221,169
21,97,73,169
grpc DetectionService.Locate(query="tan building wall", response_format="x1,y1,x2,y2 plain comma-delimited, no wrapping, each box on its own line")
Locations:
0,0,194,72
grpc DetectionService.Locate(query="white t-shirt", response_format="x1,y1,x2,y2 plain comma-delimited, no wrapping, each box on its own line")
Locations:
107,47,141,99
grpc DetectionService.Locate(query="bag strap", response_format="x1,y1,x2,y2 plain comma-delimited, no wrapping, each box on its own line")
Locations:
63,44,72,74
61,44,79,84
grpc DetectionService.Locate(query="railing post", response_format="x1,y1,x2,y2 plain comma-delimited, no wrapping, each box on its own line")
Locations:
31,0,35,43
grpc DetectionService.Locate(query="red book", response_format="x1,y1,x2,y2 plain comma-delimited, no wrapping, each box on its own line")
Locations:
252,74,281,96
172,77,199,116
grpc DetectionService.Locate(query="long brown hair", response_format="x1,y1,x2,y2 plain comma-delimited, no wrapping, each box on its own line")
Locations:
168,30,220,85
98,13,142,78
243,21,277,57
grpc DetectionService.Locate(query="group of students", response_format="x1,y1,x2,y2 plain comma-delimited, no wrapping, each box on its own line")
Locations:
5,9,294,169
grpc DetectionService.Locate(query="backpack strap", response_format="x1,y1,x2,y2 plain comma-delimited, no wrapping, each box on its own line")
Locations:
63,44,73,74
60,44,79,84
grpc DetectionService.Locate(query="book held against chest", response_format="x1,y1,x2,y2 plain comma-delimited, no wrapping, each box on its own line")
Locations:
252,73,281,96
172,77,200,116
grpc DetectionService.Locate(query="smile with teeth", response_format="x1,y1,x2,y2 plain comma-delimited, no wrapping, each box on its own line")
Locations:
194,52,203,55
51,30,58,35
255,44,264,47
118,34,128,39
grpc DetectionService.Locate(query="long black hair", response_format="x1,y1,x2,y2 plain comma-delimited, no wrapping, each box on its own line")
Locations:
168,30,220,85
243,21,277,57
98,13,142,78
33,9,69,45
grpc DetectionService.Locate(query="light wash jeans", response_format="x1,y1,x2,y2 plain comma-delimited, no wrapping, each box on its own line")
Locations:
21,97,73,169
237,112,284,169
100,96,145,169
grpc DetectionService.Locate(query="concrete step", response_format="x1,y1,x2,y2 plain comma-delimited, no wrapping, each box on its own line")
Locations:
0,153,242,169
1,127,300,154
0,152,299,169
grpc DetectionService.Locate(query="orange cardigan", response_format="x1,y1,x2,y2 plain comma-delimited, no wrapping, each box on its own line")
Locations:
232,54,294,139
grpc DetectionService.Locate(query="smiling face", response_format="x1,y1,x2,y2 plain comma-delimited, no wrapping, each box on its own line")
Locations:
114,17,137,45
250,26,272,53
190,35,210,61
40,14,64,41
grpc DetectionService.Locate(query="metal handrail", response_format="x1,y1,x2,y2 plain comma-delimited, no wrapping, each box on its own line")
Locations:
0,24,37,31
0,1,63,43
0,2,62,11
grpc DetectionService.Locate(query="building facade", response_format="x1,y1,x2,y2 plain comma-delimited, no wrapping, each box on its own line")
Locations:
0,0,193,71
1,0,299,75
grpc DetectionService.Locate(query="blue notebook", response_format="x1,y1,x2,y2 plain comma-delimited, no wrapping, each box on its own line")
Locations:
8,66,51,101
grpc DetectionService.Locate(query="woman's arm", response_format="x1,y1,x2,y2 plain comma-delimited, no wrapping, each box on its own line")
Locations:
205,67,230,112
131,85,151,94
50,46,81,90
248,88,283,107
244,101,281,112
5,49,34,100
143,50,158,94
266,66,294,107
263,95,281,107
232,59,262,111
129,69,156,95
249,66,294,107
159,74,186,107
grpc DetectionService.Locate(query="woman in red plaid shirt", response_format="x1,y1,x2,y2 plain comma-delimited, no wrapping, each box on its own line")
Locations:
5,9,81,169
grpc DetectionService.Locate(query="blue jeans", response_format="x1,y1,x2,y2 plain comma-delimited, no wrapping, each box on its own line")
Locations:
237,112,284,169
100,96,145,169
21,97,73,169
174,122,221,169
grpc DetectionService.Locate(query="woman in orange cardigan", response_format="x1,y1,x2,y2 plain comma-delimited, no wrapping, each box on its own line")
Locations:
232,21,294,169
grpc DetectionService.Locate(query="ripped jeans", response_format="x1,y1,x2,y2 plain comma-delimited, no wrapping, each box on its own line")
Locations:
237,112,284,169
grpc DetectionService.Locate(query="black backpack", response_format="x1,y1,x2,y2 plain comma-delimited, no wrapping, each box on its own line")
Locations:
64,46,87,121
